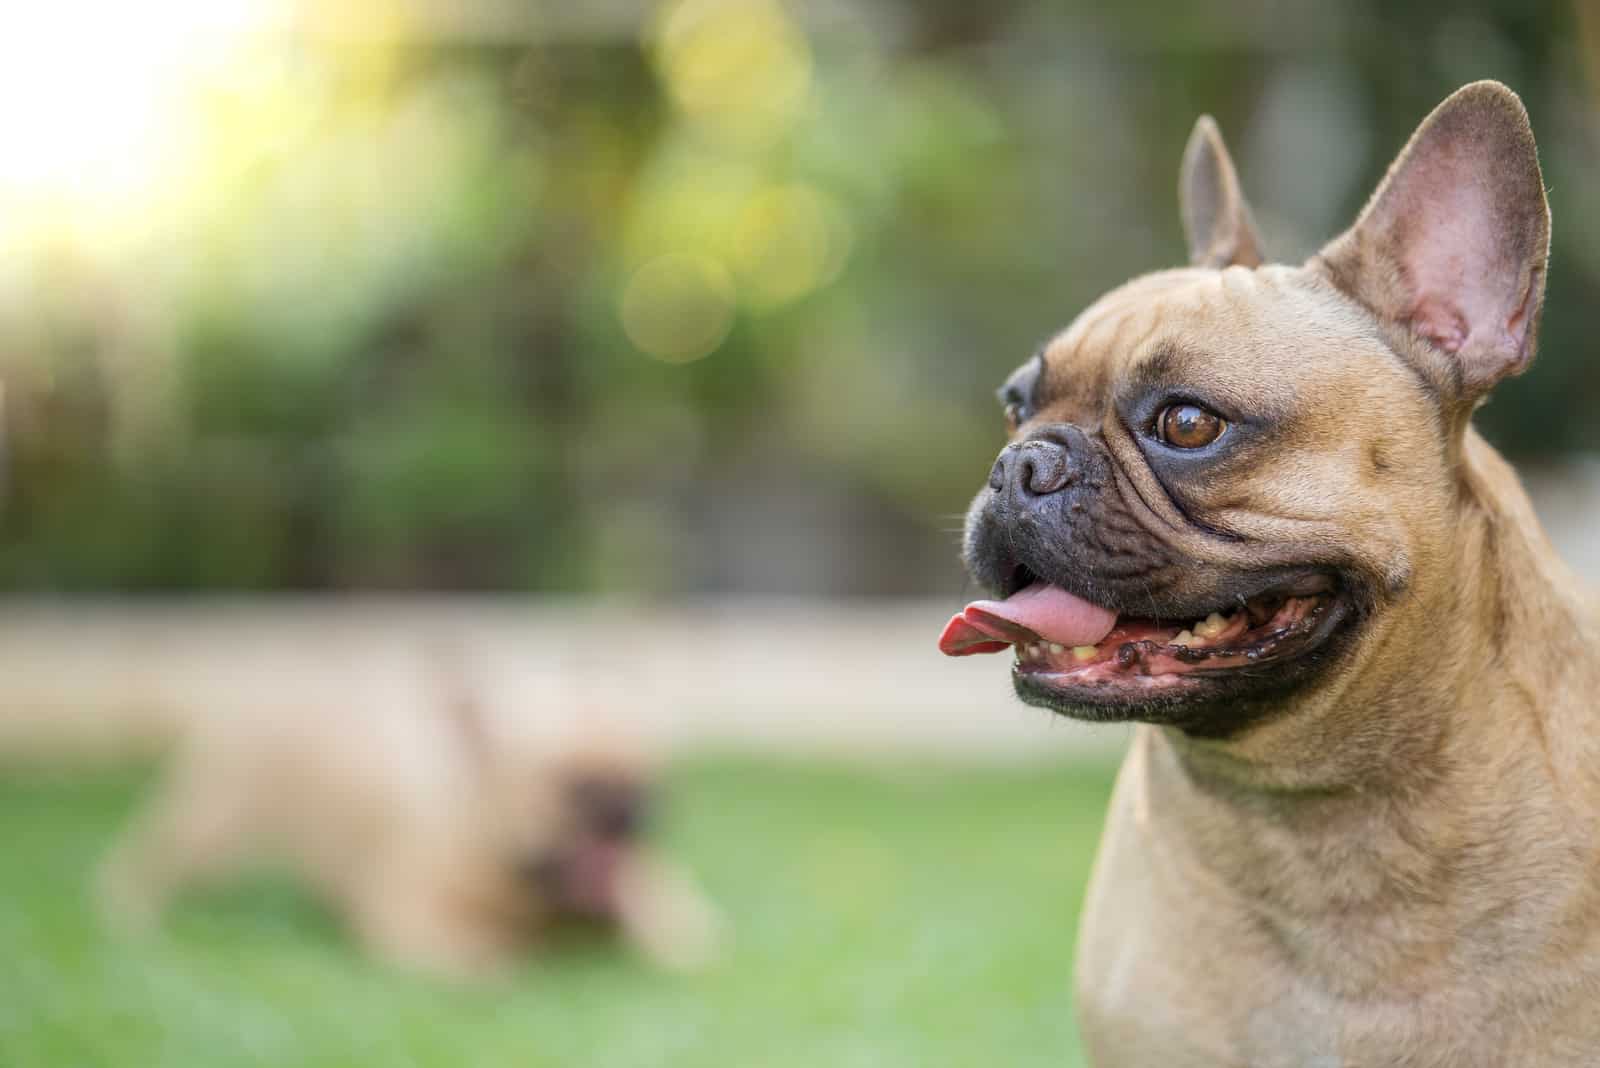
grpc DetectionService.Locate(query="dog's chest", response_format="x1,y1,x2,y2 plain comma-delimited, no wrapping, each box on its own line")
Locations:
1072,743,1600,1068
1073,766,1340,1067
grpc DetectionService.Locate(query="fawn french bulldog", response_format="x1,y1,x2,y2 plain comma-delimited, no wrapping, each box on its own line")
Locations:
941,82,1600,1065
100,658,720,979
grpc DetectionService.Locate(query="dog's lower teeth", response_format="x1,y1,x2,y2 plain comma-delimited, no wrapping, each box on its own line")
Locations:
1004,599,1324,671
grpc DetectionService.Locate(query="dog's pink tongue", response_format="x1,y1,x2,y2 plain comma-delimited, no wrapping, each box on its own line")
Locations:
938,583,1118,656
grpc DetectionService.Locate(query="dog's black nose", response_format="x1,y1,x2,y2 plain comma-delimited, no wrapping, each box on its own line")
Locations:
570,778,648,840
991,438,1075,497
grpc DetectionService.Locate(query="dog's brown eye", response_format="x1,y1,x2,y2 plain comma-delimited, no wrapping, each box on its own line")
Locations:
1157,404,1225,448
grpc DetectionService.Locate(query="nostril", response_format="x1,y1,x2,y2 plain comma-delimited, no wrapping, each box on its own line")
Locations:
988,443,1019,491
1016,441,1073,495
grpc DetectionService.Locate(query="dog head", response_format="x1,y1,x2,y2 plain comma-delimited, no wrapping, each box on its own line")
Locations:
941,81,1550,738
506,742,658,920
428,658,661,922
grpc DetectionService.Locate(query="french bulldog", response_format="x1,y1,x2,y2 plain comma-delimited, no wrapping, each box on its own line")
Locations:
940,81,1600,1065
100,657,721,979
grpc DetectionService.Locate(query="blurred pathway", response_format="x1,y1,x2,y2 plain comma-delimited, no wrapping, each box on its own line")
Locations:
0,596,1130,764
1,459,1594,765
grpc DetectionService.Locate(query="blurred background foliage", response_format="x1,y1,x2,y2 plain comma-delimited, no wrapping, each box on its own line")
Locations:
1,0,1597,594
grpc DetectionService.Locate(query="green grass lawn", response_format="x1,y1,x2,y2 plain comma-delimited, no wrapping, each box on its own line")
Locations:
0,755,1117,1068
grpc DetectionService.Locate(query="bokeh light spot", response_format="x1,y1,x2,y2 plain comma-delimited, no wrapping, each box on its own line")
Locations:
732,183,853,309
620,253,736,363
655,0,812,145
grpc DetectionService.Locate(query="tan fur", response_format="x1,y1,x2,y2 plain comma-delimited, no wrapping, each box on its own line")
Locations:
1037,84,1600,1065
98,672,721,979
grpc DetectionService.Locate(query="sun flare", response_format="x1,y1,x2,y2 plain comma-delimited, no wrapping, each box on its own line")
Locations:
0,0,274,241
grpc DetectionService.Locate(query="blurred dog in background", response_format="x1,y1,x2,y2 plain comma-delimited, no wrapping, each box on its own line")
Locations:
98,650,722,979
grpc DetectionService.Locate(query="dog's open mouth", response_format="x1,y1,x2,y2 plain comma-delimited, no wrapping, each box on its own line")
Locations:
939,576,1340,689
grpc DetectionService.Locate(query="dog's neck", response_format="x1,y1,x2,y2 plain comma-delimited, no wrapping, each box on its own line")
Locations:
1135,428,1600,989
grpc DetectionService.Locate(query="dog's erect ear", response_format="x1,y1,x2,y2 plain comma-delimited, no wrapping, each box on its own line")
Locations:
428,641,494,773
1180,116,1265,269
1315,81,1550,399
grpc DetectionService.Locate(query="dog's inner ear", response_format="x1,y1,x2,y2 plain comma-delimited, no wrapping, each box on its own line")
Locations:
1314,81,1550,399
1179,116,1265,270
